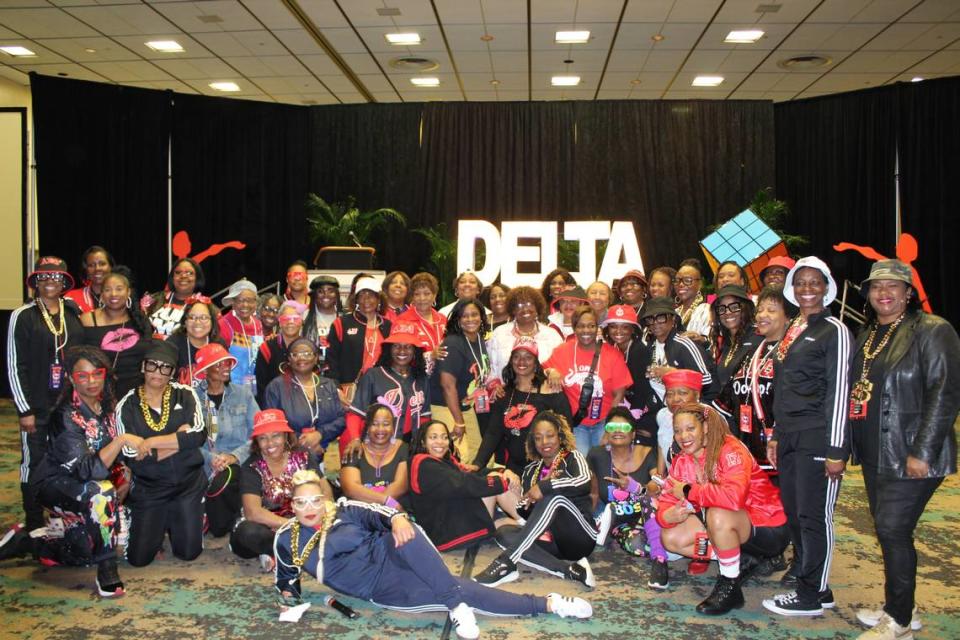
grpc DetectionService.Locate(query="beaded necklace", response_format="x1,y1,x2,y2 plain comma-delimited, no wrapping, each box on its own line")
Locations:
138,385,172,432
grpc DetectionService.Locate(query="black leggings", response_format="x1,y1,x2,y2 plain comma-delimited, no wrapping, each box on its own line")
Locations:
229,519,275,558
126,488,205,567
20,421,50,531
742,523,790,559
205,465,242,537
495,494,596,576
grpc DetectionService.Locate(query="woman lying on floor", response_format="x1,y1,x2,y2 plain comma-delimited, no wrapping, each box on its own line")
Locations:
656,403,789,616
274,470,592,640
473,411,597,589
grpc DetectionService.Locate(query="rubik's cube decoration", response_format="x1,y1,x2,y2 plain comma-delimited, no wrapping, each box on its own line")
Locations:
700,209,788,292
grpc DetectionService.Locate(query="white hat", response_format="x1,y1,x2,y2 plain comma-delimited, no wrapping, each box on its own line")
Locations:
222,279,258,306
353,276,382,296
783,256,838,307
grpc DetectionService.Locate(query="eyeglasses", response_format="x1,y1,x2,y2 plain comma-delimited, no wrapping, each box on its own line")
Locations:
641,313,672,327
34,273,64,282
279,314,303,324
173,269,195,277
143,360,175,376
673,276,700,286
262,307,281,314
72,368,107,384
620,279,642,288
186,314,211,323
290,351,316,360
291,495,325,510
287,271,306,281
716,302,744,315
604,422,633,434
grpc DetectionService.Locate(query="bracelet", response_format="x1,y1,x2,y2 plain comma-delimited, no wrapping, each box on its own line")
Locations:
453,422,466,428
389,511,409,522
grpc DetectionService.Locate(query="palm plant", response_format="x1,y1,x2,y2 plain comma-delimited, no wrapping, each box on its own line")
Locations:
305,194,407,247
413,223,457,305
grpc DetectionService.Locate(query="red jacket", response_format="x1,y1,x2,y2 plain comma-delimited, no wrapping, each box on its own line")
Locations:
657,435,786,529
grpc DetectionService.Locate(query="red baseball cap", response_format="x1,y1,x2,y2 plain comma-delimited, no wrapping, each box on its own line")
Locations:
383,322,422,346
600,304,640,328
511,337,539,357
251,409,294,439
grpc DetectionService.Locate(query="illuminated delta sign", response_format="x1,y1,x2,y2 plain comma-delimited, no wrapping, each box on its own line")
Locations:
457,220,644,288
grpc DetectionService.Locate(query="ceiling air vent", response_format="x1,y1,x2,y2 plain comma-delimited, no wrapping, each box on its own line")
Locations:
389,57,439,72
377,7,401,16
778,55,832,70
756,4,782,12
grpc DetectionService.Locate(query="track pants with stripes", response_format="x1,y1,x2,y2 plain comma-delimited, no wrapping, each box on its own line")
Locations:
494,494,597,577
777,428,841,602
370,527,547,616
20,420,50,531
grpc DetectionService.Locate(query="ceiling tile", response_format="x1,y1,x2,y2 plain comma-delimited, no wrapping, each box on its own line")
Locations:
271,28,323,55
222,55,308,77
901,0,960,23
910,49,960,73
0,7,98,38
9,63,107,83
0,41,68,65
443,24,527,51
338,52,383,75
63,4,179,36
319,27,371,55
530,22,618,51
150,0,263,33
34,36,140,62
473,0,527,24
532,48,608,72
84,59,173,82
0,65,29,85
111,34,215,59
355,25,446,53
454,50,492,73
239,0,304,30
192,30,287,57
299,53,345,75
838,49,929,73
780,23,886,51
152,56,238,80
336,0,436,27
355,73,398,94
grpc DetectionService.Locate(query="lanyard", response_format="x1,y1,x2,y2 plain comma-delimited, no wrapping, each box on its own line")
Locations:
380,367,420,441
293,374,320,426
464,335,489,381
748,341,777,424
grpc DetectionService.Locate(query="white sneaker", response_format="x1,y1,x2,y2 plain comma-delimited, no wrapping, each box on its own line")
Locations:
547,593,593,619
856,612,914,640
857,607,921,631
594,504,613,547
449,603,479,639
576,557,596,589
259,554,276,573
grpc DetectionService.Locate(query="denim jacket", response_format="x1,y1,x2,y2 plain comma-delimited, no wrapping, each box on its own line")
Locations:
196,381,260,476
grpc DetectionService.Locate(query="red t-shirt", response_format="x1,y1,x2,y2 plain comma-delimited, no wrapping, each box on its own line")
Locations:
545,342,633,426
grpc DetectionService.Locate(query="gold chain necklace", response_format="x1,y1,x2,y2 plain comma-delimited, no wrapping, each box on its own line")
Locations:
138,385,172,432
851,312,906,406
722,336,741,368
679,291,704,327
38,298,65,337
289,516,333,567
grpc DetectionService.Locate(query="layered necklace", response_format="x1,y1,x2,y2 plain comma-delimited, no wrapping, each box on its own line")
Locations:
138,385,172,432
678,291,704,327
39,298,67,359
851,312,906,409
775,315,808,362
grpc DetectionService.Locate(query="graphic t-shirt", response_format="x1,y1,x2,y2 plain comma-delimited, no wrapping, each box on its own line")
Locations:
545,342,633,426
430,334,490,407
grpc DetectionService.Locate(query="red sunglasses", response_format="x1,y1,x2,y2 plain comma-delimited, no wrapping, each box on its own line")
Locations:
72,368,107,384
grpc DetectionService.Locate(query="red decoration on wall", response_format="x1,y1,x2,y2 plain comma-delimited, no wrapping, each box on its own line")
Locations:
833,232,932,313
172,230,246,263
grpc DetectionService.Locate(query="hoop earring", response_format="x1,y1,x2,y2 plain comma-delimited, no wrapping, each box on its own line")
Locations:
278,362,290,375
126,297,132,309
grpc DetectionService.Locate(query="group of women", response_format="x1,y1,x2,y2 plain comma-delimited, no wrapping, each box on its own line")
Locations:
3,248,957,640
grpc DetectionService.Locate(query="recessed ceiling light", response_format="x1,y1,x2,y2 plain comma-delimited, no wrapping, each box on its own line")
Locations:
490,79,500,86
725,30,765,44
386,33,421,45
651,34,665,42
692,75,724,87
146,40,184,53
551,75,580,87
911,76,923,82
411,77,440,87
480,34,494,42
84,48,97,53
209,81,240,92
555,30,590,44
0,46,36,57
630,78,642,85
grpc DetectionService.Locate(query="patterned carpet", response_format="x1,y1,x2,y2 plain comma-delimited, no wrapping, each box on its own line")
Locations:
1,399,958,639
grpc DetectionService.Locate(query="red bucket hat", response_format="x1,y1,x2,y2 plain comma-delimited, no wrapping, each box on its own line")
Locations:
251,409,294,439
662,369,703,393
193,343,237,380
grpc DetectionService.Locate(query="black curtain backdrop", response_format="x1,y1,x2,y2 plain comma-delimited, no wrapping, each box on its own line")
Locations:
28,73,958,325
31,74,170,293
170,93,312,293
897,77,960,328
775,76,960,325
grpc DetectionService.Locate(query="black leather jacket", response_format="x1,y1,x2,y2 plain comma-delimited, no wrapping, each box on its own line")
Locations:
851,311,960,478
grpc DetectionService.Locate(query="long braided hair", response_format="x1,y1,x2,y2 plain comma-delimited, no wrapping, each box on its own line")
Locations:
673,402,730,484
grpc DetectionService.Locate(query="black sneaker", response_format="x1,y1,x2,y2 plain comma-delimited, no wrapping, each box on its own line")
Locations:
696,576,745,615
780,559,799,586
474,557,519,587
564,557,596,589
96,558,125,598
648,558,669,590
757,553,787,576
762,591,823,617
818,588,835,609
0,524,32,561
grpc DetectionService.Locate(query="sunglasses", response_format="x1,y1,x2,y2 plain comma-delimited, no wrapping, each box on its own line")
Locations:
143,360,175,376
291,495,325,510
262,306,281,314
279,314,303,324
641,313,673,327
287,271,306,281
716,302,744,315
72,368,107,384
34,273,64,283
290,350,316,360
673,276,700,286
604,422,633,434
174,269,195,277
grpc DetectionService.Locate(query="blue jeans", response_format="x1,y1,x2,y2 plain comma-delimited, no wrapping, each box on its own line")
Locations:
573,423,604,454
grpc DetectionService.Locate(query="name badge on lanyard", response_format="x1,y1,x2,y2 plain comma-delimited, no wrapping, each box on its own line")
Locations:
49,363,64,390
739,404,753,434
474,387,490,414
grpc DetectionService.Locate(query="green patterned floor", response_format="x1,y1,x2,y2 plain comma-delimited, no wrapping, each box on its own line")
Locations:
1,400,958,639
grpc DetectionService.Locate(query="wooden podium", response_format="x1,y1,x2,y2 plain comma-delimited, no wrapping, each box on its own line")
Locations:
312,246,376,270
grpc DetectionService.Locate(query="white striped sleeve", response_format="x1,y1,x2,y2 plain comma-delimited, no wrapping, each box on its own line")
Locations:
6,305,32,413
825,317,852,450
